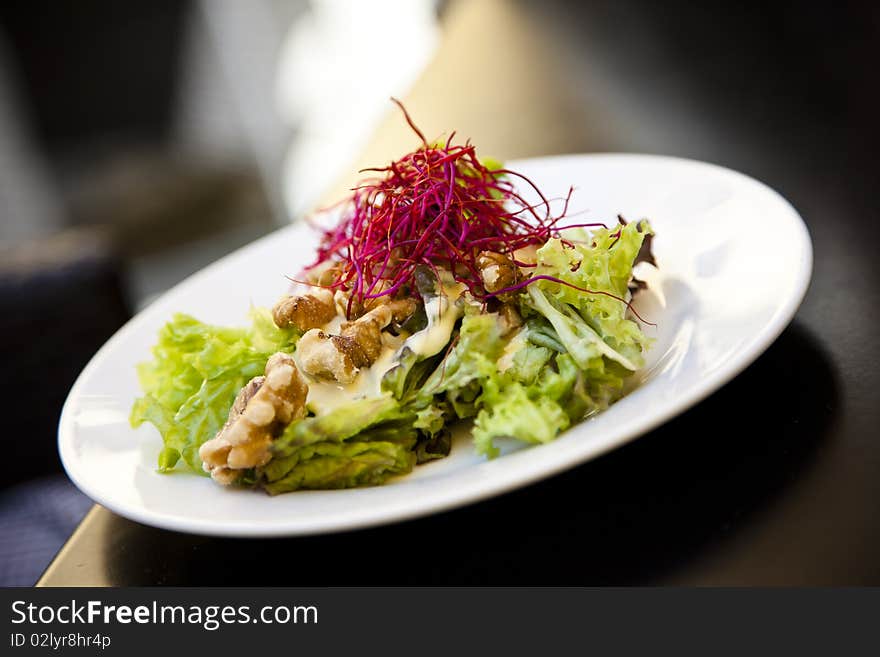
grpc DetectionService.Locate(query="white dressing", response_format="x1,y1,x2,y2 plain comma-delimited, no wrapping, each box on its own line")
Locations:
403,293,461,358
302,352,396,416
296,282,466,415
299,333,403,416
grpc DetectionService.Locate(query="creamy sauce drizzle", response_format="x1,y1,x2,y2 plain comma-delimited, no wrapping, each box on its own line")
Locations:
404,293,460,357
301,334,403,415
297,281,466,415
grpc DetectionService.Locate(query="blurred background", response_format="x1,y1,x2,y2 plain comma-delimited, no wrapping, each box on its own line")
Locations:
0,0,877,585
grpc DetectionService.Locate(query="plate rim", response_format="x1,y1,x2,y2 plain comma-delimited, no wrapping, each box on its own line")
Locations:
58,152,813,537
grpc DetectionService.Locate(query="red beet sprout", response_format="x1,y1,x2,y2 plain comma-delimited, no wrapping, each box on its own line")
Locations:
302,99,645,321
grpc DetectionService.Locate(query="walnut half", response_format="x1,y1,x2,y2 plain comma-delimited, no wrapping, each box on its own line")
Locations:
272,288,337,332
199,352,308,485
297,298,416,384
477,251,519,295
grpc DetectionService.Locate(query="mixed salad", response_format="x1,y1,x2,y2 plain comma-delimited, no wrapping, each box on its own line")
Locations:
130,102,656,493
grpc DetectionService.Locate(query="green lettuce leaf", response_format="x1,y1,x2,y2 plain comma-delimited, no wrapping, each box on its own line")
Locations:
470,348,576,458
271,396,410,456
262,398,420,491
530,219,653,367
472,379,571,458
262,440,416,494
504,337,553,386
527,285,639,370
471,220,654,457
414,312,505,407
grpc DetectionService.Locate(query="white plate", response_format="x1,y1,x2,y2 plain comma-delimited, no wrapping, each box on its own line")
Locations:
59,154,812,537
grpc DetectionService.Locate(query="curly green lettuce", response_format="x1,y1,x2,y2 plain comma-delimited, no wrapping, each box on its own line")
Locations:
261,398,418,494
466,219,654,456
528,220,653,368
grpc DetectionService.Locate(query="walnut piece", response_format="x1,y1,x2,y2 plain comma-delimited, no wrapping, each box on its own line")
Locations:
199,352,308,485
332,279,395,319
306,262,343,286
272,288,336,331
297,298,416,384
477,251,519,295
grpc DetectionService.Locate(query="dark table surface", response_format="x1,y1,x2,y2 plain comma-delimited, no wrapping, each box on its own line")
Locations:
39,0,880,585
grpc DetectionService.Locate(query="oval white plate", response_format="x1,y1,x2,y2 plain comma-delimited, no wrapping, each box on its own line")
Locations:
59,154,812,537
